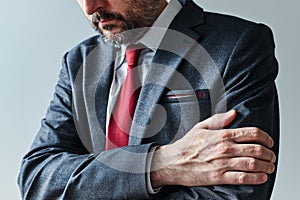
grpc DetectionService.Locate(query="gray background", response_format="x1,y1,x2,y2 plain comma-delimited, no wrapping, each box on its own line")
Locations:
0,0,298,199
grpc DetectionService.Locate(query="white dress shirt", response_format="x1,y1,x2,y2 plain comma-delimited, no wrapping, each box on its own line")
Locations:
106,0,183,194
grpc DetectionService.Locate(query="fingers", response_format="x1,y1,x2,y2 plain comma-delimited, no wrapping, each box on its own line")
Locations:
236,144,276,163
199,110,237,130
212,128,276,162
221,171,268,185
213,143,276,163
212,157,275,185
170,111,277,187
206,156,275,185
219,127,274,148
224,157,275,174
198,111,274,148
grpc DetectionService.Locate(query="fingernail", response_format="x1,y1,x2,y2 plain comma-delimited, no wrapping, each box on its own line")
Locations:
272,155,277,163
271,165,275,173
269,139,274,147
261,174,268,182
269,164,275,173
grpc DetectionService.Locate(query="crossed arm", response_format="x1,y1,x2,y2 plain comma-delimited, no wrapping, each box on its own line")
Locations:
18,112,277,199
149,24,279,199
18,24,279,199
151,110,276,188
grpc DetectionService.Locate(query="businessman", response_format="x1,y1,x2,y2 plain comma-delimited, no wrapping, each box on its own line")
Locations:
18,0,279,199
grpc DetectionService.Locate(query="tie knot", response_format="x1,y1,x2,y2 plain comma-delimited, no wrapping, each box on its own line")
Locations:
125,45,143,69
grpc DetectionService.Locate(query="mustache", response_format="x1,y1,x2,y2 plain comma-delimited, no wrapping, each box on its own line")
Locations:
92,10,126,25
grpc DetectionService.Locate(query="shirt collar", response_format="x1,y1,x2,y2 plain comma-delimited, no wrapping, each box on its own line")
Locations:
138,0,182,51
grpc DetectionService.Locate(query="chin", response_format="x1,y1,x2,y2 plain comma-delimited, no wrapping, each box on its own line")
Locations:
101,27,146,47
101,31,126,48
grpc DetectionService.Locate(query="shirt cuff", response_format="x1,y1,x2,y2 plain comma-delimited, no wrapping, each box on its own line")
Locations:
146,146,162,194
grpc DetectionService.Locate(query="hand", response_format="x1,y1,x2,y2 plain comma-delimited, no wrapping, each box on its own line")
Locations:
150,110,276,188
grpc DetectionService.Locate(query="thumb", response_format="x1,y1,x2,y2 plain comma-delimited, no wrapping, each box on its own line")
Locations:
198,110,236,130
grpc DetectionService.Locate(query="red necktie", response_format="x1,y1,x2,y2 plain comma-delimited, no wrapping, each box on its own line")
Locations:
106,46,143,150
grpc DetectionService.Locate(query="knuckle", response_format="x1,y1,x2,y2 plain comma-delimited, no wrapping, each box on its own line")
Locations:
214,159,229,169
220,131,233,140
253,173,264,183
247,158,257,170
195,123,202,130
250,127,260,138
238,173,248,184
253,145,263,157
211,171,223,182
216,143,231,154
194,123,207,133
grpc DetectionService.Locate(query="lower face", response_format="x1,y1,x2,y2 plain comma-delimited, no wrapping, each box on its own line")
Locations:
90,0,166,46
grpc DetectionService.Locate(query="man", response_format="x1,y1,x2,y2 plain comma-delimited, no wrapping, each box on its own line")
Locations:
18,0,279,199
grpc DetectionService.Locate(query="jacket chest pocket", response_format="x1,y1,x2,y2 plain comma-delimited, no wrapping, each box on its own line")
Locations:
143,89,211,145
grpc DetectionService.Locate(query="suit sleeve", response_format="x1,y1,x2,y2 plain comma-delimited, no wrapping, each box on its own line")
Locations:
154,24,279,200
216,23,279,200
17,53,155,199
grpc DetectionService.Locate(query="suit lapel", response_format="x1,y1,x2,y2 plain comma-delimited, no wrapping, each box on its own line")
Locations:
73,41,117,153
168,0,204,41
130,0,205,145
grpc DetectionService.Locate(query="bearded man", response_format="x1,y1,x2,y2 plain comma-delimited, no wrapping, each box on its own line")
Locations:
18,0,279,199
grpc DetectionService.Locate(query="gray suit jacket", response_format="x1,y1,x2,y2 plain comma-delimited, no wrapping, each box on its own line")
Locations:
18,0,279,199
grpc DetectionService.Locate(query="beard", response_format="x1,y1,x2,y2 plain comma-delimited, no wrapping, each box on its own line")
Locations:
90,1,165,47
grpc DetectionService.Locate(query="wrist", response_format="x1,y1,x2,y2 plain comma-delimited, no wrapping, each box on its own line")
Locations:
150,144,180,187
150,145,166,188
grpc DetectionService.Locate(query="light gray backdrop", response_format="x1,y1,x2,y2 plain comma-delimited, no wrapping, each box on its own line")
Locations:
1,0,298,199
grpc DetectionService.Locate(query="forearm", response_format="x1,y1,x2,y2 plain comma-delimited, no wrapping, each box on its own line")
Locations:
149,111,277,199
150,145,275,200
150,146,274,200
19,139,155,199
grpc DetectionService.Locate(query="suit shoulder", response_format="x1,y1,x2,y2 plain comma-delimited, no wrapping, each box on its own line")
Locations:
203,11,273,34
68,35,101,57
197,11,276,72
205,11,256,25
199,10,275,49
62,35,102,81
207,12,274,44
